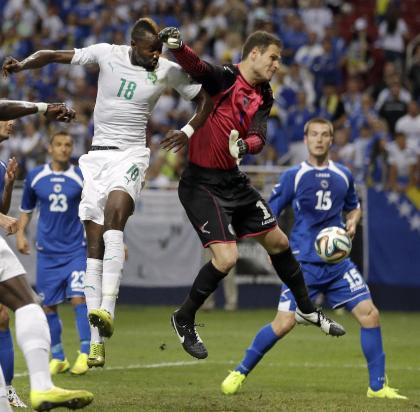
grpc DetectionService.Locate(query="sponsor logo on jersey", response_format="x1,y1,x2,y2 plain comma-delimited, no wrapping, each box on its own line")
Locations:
228,224,236,236
199,221,210,234
320,179,329,189
147,72,157,84
316,173,330,178
50,177,65,182
262,217,276,225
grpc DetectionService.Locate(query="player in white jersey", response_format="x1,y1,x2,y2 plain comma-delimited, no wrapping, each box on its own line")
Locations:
3,17,213,367
0,100,93,411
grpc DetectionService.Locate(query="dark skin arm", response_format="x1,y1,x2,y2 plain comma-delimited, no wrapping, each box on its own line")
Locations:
161,88,213,152
0,100,76,122
0,158,18,214
2,50,75,76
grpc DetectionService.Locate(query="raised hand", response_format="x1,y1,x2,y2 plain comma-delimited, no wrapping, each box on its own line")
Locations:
5,157,18,186
2,56,22,78
228,130,248,163
45,103,76,123
161,129,189,152
158,27,183,49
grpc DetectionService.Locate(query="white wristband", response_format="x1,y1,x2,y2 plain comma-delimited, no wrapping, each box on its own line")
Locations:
35,102,48,114
180,124,194,139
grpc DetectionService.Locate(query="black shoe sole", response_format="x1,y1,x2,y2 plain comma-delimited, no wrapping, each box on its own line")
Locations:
34,397,93,411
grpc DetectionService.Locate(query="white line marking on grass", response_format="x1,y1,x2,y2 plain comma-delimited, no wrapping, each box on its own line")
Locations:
14,359,420,379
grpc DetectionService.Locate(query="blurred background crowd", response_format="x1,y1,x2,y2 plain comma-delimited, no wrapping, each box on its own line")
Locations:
0,0,419,193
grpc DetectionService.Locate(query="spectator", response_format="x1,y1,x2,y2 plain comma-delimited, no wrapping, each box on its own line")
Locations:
395,100,420,154
386,132,417,191
378,5,409,69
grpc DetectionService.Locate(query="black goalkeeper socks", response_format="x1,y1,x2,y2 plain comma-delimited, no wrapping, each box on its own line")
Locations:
270,248,315,314
177,261,227,323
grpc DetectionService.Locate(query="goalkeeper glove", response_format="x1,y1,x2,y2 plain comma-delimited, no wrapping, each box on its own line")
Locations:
229,130,248,162
158,27,183,49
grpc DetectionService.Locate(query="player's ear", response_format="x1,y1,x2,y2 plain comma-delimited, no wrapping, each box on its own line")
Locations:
47,144,53,155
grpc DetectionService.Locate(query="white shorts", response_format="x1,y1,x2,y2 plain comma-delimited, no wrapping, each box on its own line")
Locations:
0,237,26,282
79,146,150,225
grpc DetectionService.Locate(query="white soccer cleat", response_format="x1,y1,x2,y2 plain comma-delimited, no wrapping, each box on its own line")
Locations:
7,385,27,408
295,308,346,336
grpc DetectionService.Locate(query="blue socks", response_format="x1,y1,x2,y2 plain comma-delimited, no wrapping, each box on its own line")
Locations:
46,312,65,360
236,324,280,375
0,329,14,385
361,327,386,391
74,303,91,354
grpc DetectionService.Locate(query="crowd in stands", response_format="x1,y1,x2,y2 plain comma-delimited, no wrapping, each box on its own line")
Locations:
0,0,419,192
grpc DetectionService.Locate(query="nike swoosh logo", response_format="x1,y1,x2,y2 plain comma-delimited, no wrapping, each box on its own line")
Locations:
104,256,117,261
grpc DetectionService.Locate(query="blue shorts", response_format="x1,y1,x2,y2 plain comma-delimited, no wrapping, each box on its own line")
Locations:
36,250,86,306
278,259,371,312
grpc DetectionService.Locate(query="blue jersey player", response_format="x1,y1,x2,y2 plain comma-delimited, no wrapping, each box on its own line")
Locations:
16,131,91,376
221,118,406,400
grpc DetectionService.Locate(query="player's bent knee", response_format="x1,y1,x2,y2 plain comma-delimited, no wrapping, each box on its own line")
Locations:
271,312,295,337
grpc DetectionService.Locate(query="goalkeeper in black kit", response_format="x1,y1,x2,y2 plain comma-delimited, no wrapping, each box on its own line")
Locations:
158,27,345,360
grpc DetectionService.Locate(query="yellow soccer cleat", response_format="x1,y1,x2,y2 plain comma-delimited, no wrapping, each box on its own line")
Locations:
70,352,89,375
87,342,105,368
221,370,247,395
49,358,70,375
367,384,408,400
88,309,114,338
30,386,93,411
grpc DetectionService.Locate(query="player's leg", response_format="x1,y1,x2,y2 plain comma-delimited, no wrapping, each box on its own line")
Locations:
69,297,90,375
352,299,407,399
36,253,70,375
0,365,12,412
83,220,105,367
222,310,296,395
60,251,90,375
88,190,132,339
255,227,345,336
173,175,238,359
0,275,93,410
44,304,70,375
172,242,238,359
0,305,26,408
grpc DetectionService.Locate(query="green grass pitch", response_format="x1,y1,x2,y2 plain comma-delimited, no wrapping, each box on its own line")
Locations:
10,306,420,411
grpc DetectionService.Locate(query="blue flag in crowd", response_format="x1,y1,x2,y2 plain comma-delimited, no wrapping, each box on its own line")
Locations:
367,187,420,286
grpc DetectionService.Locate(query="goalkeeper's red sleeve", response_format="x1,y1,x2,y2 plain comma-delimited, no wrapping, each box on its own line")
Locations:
171,44,209,77
244,134,265,155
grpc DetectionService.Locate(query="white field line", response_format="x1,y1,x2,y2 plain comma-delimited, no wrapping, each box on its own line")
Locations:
13,359,420,379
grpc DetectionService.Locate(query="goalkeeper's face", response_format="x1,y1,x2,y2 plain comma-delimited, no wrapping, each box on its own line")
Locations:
251,44,281,83
131,34,162,71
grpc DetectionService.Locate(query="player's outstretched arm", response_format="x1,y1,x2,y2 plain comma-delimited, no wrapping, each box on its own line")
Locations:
2,50,74,77
0,100,75,122
161,88,213,152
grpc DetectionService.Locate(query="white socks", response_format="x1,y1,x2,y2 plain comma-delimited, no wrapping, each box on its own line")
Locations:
0,367,12,412
101,230,124,317
85,258,104,343
15,304,53,392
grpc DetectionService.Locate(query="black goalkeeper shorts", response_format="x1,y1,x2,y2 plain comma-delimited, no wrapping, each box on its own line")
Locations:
178,162,277,247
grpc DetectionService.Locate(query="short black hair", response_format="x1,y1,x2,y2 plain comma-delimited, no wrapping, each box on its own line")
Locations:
49,130,72,144
242,31,282,60
131,17,159,40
